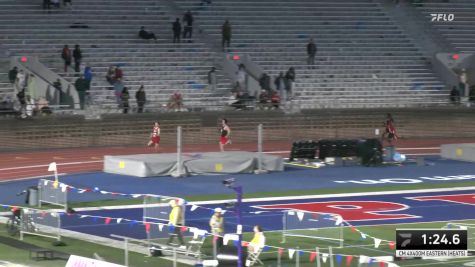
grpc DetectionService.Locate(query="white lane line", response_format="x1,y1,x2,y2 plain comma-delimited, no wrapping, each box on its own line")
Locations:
68,186,475,212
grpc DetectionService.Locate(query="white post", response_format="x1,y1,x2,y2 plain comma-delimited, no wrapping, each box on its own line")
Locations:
329,247,334,267
255,124,267,174
124,238,129,267
173,247,177,267
296,247,300,267
173,126,184,177
316,247,321,267
281,211,286,243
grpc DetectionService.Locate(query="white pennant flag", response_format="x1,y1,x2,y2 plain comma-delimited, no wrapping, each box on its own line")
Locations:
117,218,123,224
60,183,67,192
359,255,368,264
222,210,227,215
288,211,295,216
78,189,86,194
335,215,343,226
44,180,49,186
48,162,57,172
374,238,382,248
388,263,400,267
322,253,328,263
191,205,198,211
51,212,57,218
80,215,88,218
288,249,295,259
158,224,164,231
100,190,108,195
297,211,305,221
361,233,367,239
131,194,142,198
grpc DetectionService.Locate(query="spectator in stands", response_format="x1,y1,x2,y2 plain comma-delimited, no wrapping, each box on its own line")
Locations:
37,97,52,115
259,73,271,92
61,45,72,72
459,68,469,97
25,95,35,117
27,74,38,101
236,64,247,92
450,85,460,105
113,78,124,107
75,76,87,109
231,81,241,94
136,85,146,113
306,38,317,68
138,26,158,42
208,67,217,91
106,66,116,85
73,45,82,73
114,66,123,81
470,85,475,105
84,66,93,91
17,88,26,117
285,67,295,100
8,67,18,85
63,0,72,9
258,90,270,110
51,0,60,8
274,72,286,101
121,87,130,114
172,18,182,43
167,91,183,111
53,78,64,106
16,70,26,90
222,20,231,51
271,90,280,109
43,0,51,11
183,10,194,42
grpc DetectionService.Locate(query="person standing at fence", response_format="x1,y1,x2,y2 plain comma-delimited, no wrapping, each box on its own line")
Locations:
61,45,72,73
167,199,186,248
73,44,82,73
147,121,160,152
136,85,146,113
209,208,224,250
219,118,231,152
208,67,217,91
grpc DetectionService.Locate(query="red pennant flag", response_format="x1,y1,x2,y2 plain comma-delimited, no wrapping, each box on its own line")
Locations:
145,223,151,233
85,188,92,192
105,217,111,225
351,226,356,233
112,192,119,195
346,255,353,266
181,226,187,232
67,186,72,192
309,252,317,262
242,241,249,247
41,211,47,218
389,241,395,250
379,261,385,267
11,207,18,212
278,248,284,256
312,213,319,219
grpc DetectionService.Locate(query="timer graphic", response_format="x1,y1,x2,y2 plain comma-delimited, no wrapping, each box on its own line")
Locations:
396,229,468,258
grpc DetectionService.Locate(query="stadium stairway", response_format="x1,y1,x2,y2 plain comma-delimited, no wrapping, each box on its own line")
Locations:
173,0,450,109
411,0,475,53
0,0,232,114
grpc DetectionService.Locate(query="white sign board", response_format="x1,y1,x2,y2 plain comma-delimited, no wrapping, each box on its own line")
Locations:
65,255,126,267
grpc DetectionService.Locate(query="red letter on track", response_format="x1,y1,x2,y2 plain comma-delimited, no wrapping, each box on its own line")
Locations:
255,201,417,221
409,194,475,206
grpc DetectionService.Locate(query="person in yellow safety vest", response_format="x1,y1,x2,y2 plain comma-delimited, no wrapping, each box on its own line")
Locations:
167,199,186,248
209,207,224,249
248,225,265,253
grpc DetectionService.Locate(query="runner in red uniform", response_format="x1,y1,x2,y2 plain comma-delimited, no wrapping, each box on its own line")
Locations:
382,113,398,145
219,118,231,152
147,121,161,152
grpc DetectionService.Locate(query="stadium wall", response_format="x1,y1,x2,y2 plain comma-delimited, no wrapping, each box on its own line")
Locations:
0,108,474,151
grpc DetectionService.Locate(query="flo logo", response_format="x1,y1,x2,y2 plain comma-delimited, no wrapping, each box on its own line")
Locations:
430,13,455,22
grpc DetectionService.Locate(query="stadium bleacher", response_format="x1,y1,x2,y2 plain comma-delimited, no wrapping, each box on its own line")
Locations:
174,0,449,108
0,0,231,113
413,0,475,53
